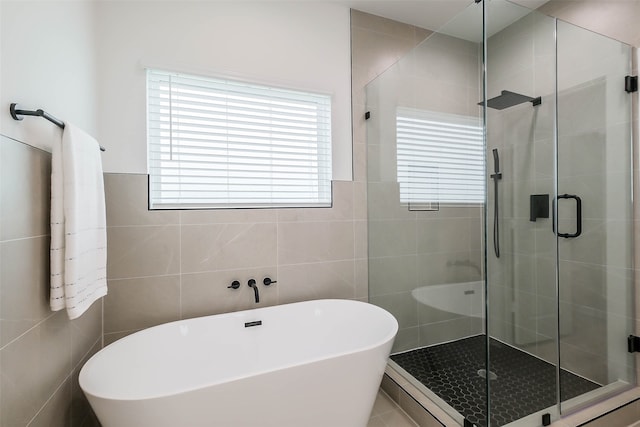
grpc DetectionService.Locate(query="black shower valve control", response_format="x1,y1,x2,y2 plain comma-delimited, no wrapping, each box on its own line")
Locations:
227,280,241,290
263,277,277,286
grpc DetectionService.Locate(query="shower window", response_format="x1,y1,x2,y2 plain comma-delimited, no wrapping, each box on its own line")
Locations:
396,108,484,206
147,69,332,210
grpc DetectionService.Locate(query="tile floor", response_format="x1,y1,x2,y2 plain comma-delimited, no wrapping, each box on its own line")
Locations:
368,389,419,427
391,335,600,427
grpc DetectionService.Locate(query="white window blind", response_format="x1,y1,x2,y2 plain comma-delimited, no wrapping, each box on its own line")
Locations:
396,108,484,205
147,69,332,209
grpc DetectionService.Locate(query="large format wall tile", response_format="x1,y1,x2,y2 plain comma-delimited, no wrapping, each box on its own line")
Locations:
0,236,50,348
180,205,277,225
0,135,102,427
27,379,72,427
104,275,180,334
370,292,418,330
181,223,277,273
1,312,71,427
277,181,354,222
70,341,102,427
368,220,416,258
104,173,179,227
70,300,102,368
369,255,417,296
107,225,180,279
277,221,354,264
277,260,355,304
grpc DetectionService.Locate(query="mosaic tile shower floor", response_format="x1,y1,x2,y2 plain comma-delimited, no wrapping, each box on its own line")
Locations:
391,335,600,426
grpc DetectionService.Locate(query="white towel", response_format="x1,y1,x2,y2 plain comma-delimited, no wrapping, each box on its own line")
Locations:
50,123,107,319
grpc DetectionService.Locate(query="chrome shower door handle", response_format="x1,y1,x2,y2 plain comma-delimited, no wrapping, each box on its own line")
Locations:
552,194,582,238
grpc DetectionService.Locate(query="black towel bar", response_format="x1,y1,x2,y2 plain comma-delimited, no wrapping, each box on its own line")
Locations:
9,103,106,152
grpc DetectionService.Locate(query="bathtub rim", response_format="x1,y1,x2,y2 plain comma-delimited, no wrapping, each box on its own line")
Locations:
411,280,485,318
80,298,398,401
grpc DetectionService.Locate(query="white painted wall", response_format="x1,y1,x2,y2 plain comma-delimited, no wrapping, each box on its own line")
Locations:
95,1,353,179
0,0,97,150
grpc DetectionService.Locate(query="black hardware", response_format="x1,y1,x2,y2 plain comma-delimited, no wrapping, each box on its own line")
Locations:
628,335,640,353
552,194,582,238
625,75,638,93
464,419,475,427
245,320,262,328
227,280,240,290
10,103,66,128
491,148,502,258
542,413,551,426
365,111,371,120
248,279,259,303
474,0,481,3
530,194,549,222
263,277,277,286
479,90,541,110
10,103,106,152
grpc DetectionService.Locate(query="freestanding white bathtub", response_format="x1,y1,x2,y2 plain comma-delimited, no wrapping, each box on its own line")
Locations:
79,299,398,427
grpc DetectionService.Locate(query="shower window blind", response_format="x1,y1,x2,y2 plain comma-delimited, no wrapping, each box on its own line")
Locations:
147,69,332,209
396,108,484,205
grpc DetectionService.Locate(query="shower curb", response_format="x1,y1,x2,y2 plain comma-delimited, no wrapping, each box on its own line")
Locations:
382,365,456,427
383,362,640,427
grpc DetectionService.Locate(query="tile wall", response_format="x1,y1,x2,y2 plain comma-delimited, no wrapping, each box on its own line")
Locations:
103,174,363,343
0,135,101,427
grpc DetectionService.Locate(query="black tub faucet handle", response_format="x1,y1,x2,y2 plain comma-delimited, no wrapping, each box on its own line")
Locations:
263,277,277,286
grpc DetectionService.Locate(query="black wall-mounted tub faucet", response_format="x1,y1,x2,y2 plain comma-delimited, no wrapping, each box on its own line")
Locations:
248,279,260,303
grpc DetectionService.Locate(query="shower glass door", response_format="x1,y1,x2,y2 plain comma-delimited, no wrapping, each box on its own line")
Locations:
484,2,560,425
555,19,635,412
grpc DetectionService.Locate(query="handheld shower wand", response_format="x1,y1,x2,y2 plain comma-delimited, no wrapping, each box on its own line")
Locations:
491,149,502,258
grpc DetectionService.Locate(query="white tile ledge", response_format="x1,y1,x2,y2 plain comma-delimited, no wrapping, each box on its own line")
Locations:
384,364,458,426
550,387,640,427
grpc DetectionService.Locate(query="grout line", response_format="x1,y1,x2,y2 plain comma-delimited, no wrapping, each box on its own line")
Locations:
107,217,359,228
72,336,102,372
25,368,72,427
0,233,50,243
107,259,362,285
0,310,59,351
107,223,179,228
276,209,281,305
104,327,142,339
179,211,183,320
101,298,105,349
107,272,183,282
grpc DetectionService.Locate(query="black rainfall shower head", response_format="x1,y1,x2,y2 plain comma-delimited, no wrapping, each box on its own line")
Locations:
479,90,542,110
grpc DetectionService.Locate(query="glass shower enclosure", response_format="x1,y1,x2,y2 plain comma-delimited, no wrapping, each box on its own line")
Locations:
366,1,636,426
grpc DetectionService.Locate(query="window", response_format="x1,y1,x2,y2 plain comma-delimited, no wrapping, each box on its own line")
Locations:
396,108,484,206
147,69,332,209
